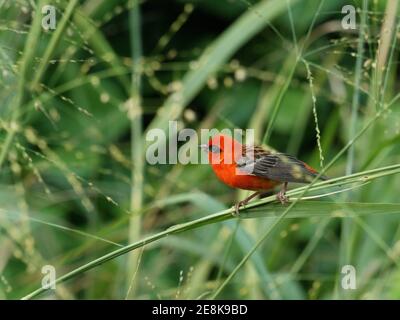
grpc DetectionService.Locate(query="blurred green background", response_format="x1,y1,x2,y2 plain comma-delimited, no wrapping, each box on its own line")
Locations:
1,0,400,299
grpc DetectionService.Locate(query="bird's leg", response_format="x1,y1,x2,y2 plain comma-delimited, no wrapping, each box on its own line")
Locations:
276,182,289,204
233,191,261,216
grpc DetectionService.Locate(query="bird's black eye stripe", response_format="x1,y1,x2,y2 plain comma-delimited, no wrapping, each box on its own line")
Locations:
209,145,221,153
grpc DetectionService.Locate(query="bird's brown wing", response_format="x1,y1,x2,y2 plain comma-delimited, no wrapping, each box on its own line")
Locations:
236,146,327,183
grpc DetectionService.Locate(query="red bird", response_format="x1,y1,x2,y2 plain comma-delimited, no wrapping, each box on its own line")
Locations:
201,134,327,215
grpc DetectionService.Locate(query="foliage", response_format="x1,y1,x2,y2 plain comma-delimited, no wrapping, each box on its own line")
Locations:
0,0,400,299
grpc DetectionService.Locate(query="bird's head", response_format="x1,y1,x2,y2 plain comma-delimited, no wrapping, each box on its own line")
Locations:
200,134,242,166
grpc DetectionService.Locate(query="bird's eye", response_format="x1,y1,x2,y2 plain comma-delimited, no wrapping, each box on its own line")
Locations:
209,145,221,153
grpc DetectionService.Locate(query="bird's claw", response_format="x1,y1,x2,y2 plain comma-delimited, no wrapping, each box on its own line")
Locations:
276,191,289,205
233,200,247,217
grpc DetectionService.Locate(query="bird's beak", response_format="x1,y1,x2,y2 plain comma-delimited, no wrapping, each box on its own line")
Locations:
199,144,208,152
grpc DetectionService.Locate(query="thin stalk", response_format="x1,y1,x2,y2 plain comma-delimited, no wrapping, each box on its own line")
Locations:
286,0,298,55
290,218,330,274
376,0,399,106
346,0,368,176
339,0,368,299
215,220,240,288
126,0,144,299
262,0,324,146
262,56,297,144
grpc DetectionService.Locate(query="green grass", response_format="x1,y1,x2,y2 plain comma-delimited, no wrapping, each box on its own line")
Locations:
1,0,400,300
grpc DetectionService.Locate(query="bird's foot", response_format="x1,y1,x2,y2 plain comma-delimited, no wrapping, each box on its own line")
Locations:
232,192,261,216
276,191,289,205
233,199,248,217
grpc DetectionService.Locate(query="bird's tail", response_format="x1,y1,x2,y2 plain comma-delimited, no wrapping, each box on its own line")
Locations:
303,163,329,181
318,174,329,181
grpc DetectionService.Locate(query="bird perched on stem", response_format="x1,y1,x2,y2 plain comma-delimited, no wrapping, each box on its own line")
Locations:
201,134,328,215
